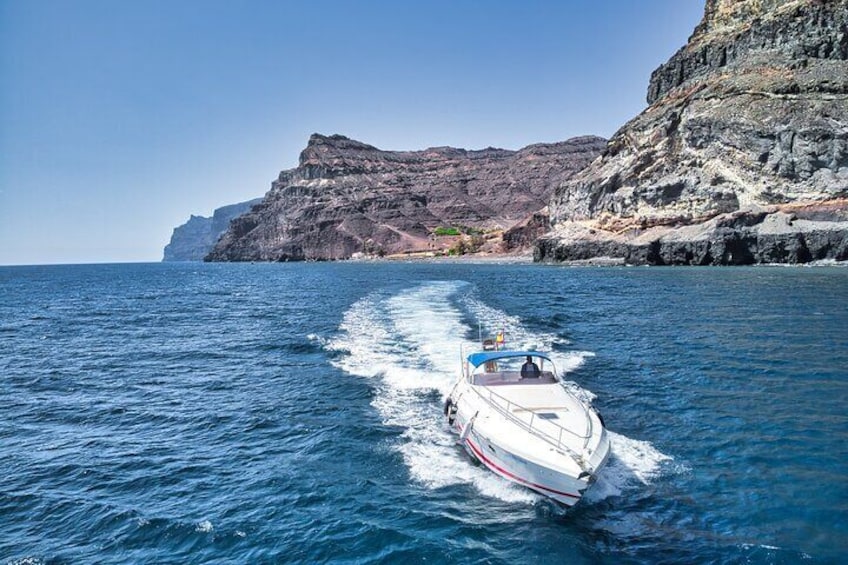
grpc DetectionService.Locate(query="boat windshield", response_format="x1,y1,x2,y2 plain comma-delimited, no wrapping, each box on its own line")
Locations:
467,350,551,368
466,351,558,386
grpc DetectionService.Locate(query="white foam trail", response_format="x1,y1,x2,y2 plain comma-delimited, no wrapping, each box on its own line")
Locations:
462,295,567,351
556,350,595,375
328,282,535,503
586,431,674,501
386,281,471,388
328,281,674,507
306,333,328,347
557,351,597,403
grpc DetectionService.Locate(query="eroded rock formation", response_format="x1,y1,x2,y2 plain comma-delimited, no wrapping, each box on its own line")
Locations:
205,134,605,261
538,0,848,264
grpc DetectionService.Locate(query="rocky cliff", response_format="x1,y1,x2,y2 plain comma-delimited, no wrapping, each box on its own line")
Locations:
163,198,262,261
538,0,848,264
205,134,605,261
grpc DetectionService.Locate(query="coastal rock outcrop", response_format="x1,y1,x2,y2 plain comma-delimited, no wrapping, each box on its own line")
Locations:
535,200,848,265
163,198,262,261
538,0,848,264
205,134,605,261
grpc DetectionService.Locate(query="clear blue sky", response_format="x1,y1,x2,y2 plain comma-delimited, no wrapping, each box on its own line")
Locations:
0,0,704,265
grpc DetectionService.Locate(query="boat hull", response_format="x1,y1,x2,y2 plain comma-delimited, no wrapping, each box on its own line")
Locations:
457,422,591,506
446,375,610,507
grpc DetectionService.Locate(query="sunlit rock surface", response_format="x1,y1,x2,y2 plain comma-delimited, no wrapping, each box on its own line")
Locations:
205,134,604,261
539,0,848,264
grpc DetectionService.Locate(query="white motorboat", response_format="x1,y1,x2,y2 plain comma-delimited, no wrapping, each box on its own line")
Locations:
444,349,610,506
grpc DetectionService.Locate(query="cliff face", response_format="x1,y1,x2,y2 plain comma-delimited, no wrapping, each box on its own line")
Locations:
206,134,605,261
539,0,848,264
163,198,262,261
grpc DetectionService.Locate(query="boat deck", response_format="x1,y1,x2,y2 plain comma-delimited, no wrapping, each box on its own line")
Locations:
463,378,595,471
472,371,557,386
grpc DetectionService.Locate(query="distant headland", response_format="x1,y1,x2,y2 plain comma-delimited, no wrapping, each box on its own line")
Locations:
163,199,262,262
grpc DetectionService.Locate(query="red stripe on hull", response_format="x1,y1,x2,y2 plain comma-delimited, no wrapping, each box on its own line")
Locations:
464,437,581,501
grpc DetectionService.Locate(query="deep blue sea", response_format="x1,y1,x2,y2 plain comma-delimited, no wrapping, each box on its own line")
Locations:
2,262,847,564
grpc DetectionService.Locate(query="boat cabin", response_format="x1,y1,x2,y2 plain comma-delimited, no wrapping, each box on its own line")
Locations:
465,350,559,386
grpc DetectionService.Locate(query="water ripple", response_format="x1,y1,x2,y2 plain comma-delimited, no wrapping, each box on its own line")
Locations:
1,263,846,564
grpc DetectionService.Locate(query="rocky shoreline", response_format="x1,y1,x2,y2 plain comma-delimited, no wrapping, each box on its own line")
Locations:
537,199,848,265
539,0,848,266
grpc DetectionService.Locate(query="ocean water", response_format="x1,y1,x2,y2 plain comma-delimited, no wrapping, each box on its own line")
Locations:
1,262,846,564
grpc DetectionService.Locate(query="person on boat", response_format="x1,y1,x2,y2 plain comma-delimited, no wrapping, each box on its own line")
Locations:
521,355,540,378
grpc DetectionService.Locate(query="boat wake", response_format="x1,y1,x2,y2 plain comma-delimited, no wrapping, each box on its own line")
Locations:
325,281,674,505
586,432,674,502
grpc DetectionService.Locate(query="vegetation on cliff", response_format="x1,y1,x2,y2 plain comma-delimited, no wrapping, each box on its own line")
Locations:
204,134,605,261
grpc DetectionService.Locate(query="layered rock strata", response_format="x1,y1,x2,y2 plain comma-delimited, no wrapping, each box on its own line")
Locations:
538,0,848,264
206,134,605,261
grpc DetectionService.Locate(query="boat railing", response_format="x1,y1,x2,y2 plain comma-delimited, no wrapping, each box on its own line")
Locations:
469,382,594,457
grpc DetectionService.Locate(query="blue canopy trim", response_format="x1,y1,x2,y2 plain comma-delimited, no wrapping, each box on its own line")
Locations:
466,350,552,368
